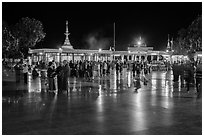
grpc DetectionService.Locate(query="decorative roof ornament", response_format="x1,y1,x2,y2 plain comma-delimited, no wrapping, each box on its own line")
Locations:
62,20,73,49
167,34,171,50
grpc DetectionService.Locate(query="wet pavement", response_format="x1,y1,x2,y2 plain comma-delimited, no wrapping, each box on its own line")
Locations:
2,69,202,135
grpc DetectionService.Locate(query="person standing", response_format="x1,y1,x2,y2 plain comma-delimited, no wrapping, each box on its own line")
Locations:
14,62,21,83
179,62,185,87
184,62,192,92
56,63,63,93
195,61,202,98
62,61,69,92
23,63,28,84
136,62,141,76
116,61,120,75
103,61,107,76
132,61,136,77
172,62,179,82
47,62,56,92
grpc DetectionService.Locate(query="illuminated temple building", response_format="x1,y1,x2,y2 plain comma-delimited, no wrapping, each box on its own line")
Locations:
29,20,173,63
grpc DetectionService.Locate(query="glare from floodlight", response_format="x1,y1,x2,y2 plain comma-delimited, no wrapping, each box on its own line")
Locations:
137,41,141,45
99,48,102,52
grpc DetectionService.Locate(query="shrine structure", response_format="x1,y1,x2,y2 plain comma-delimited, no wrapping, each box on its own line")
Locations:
29,20,171,64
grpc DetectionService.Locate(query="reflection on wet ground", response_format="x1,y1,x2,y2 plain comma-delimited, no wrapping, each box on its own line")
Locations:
2,70,201,135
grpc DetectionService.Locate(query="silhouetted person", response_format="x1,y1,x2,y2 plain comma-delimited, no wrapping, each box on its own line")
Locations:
172,62,179,82
32,67,39,79
47,62,56,92
23,63,28,84
195,61,202,98
14,63,21,83
62,61,69,92
56,63,63,93
184,62,192,92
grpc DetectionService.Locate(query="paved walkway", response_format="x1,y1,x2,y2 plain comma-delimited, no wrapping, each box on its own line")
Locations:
2,68,202,135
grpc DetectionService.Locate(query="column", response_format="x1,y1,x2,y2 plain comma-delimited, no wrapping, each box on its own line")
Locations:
139,55,141,62
121,55,124,62
59,53,61,63
72,53,74,61
151,55,153,61
145,55,147,62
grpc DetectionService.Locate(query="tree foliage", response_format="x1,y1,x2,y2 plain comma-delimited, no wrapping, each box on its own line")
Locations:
2,21,22,58
2,17,46,59
174,15,202,57
13,17,46,58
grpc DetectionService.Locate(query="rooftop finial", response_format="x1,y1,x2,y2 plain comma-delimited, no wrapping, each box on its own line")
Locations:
167,34,171,50
62,20,73,49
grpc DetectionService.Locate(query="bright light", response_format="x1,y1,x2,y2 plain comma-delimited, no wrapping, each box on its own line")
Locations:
137,41,141,45
166,50,169,52
99,48,102,52
59,48,62,51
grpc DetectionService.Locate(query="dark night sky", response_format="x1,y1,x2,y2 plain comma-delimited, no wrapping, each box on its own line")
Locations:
2,2,202,51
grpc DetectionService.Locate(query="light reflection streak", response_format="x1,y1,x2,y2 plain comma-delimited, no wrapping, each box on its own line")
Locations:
99,85,102,96
67,78,70,93
28,76,41,93
110,70,117,91
178,77,181,92
49,93,57,123
72,77,77,92
97,85,103,114
28,75,32,93
127,71,131,88
79,81,82,92
131,92,147,131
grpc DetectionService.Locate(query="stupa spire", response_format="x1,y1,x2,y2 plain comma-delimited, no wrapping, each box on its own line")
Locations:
64,20,70,45
62,20,73,49
167,34,171,50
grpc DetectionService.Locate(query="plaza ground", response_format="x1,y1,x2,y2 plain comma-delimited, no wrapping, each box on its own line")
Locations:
2,69,202,135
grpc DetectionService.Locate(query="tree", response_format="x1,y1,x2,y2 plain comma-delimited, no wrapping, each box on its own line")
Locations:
174,15,202,59
187,15,202,52
2,21,22,58
13,17,46,58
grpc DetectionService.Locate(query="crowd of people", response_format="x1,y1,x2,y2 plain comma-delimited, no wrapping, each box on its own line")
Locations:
172,60,202,98
45,59,152,93
3,58,202,97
